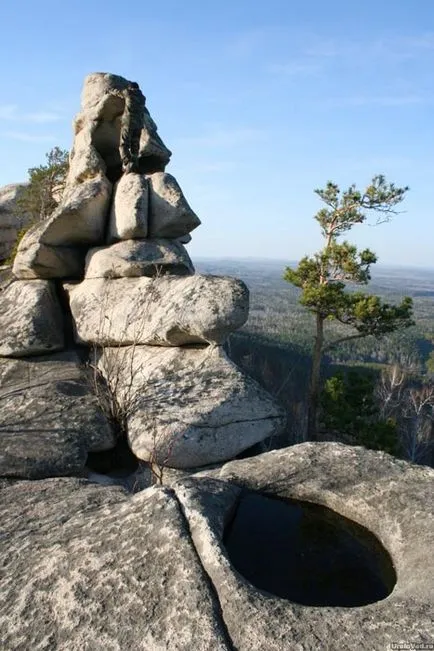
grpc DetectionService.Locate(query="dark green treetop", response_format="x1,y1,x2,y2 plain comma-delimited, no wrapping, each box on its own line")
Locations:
17,146,69,222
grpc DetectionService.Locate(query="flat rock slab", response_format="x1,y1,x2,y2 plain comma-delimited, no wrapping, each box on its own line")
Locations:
97,345,285,468
0,351,115,478
66,274,249,346
85,238,194,279
0,279,64,357
0,478,230,650
177,443,434,651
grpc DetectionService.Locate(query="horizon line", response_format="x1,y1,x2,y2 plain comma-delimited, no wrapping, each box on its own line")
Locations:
193,255,434,271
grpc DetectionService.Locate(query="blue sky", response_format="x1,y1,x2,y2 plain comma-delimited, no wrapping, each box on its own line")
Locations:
0,0,433,267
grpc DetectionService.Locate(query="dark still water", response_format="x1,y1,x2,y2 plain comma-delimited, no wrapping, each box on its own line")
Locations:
224,492,396,607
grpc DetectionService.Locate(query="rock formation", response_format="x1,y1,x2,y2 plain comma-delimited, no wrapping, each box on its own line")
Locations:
0,183,32,262
1,72,285,474
0,72,432,651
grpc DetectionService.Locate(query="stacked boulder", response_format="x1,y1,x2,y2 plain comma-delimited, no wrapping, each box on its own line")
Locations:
0,72,284,475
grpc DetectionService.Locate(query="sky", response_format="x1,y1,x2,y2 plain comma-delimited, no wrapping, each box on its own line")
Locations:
0,0,433,267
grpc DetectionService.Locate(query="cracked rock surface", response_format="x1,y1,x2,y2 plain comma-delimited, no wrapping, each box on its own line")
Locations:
1,443,432,650
0,478,230,650
66,274,249,347
0,279,64,357
0,351,115,478
97,344,285,468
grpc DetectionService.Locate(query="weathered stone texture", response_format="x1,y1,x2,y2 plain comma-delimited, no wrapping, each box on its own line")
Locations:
97,344,285,468
85,239,194,279
75,72,171,180
108,173,148,241
186,443,434,651
12,176,111,277
0,183,31,262
12,222,85,279
66,274,249,346
0,478,230,650
0,351,115,478
39,175,112,246
148,172,201,238
0,279,64,357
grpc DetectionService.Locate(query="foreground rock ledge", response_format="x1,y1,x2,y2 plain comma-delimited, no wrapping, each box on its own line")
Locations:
183,443,434,651
0,479,229,650
0,443,432,650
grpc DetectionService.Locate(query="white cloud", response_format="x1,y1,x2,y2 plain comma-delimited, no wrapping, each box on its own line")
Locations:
303,39,343,59
224,26,287,59
0,130,55,143
303,32,434,65
268,61,322,76
268,31,434,78
0,105,62,124
173,127,266,149
26,111,62,124
0,105,19,120
326,95,427,107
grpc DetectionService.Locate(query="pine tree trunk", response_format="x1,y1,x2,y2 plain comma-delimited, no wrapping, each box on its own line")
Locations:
307,313,324,440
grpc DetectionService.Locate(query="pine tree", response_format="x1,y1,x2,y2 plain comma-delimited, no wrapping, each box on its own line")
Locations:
17,147,69,222
284,175,414,440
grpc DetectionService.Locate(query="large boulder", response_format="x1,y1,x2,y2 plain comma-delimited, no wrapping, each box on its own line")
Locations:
72,72,172,183
0,183,32,262
12,221,85,279
108,173,148,241
97,345,285,468
85,238,194,279
65,274,249,346
148,172,201,238
175,443,434,650
39,175,112,246
0,478,230,650
0,351,115,479
12,175,112,278
0,279,64,357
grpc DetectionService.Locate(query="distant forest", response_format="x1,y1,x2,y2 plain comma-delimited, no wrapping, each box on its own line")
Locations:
196,259,434,467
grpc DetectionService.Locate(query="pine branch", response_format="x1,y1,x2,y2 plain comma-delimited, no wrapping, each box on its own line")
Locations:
323,332,370,351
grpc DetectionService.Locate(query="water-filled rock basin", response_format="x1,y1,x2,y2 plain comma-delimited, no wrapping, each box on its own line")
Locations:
224,491,396,607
